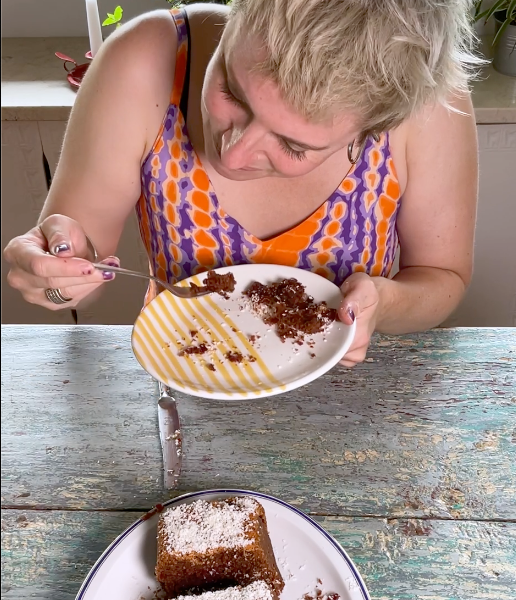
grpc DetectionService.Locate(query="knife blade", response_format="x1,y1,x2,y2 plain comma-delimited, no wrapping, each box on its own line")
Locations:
157,382,182,489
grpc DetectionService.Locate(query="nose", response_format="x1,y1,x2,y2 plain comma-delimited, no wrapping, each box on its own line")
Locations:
219,123,263,170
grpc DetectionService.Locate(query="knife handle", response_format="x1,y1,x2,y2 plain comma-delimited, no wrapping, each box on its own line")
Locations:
158,381,173,398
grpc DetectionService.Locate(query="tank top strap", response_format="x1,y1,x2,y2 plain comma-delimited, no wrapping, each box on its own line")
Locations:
169,8,191,113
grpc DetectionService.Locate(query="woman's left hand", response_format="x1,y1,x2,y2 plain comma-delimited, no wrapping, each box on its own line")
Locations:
338,272,381,367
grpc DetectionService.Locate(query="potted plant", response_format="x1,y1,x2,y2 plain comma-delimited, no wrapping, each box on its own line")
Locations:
474,0,516,77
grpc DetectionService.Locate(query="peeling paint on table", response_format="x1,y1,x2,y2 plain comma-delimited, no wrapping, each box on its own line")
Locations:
1,325,515,599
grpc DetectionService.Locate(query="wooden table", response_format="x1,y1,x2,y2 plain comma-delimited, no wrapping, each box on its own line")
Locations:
1,325,515,600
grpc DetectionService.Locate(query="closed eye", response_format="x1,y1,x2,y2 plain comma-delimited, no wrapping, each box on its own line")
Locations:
277,138,307,161
219,81,244,109
219,79,307,162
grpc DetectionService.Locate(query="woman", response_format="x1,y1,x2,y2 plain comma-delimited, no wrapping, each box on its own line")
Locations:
3,0,481,367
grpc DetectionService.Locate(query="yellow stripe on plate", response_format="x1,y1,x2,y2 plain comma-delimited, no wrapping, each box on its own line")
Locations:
153,293,228,394
168,295,252,395
202,294,285,390
188,296,276,394
132,322,180,387
134,274,288,397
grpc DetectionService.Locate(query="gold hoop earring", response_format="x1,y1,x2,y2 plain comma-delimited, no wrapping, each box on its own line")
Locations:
347,133,381,165
347,139,365,164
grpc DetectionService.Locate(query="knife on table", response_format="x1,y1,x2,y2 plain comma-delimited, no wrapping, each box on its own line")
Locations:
157,382,182,489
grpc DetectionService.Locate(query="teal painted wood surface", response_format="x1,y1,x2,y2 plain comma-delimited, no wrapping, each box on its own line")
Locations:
1,511,515,600
1,325,516,600
2,326,515,517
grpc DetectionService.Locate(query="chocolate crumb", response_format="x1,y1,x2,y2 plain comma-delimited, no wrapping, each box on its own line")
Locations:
201,270,236,299
206,363,216,371
142,503,165,521
226,351,244,363
178,343,209,356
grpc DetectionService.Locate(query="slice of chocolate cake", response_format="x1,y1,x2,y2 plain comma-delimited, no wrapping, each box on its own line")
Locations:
156,497,284,599
171,580,274,600
243,278,338,343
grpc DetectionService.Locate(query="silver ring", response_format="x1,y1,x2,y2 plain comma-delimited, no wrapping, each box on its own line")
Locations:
45,288,73,304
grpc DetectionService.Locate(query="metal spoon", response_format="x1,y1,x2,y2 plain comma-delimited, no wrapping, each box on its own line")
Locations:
93,263,211,299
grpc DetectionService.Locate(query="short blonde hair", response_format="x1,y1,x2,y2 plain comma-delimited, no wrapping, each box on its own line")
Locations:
226,0,483,137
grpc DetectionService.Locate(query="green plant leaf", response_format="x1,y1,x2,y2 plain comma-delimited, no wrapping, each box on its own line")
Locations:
107,12,115,19
493,12,514,46
474,1,484,19
102,16,116,26
113,6,123,21
483,0,509,24
508,0,516,20
493,18,509,45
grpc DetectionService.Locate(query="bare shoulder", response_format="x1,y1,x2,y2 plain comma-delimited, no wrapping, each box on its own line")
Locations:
186,3,230,52
185,2,231,26
76,10,179,157
388,93,476,196
93,10,178,84
406,93,477,155
395,93,478,283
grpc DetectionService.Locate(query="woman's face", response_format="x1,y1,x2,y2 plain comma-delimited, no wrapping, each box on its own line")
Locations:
201,31,360,181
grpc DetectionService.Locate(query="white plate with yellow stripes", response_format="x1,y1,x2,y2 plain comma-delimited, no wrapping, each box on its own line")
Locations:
131,264,355,399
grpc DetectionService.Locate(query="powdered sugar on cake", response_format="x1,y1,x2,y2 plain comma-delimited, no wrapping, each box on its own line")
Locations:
172,580,273,600
161,497,258,554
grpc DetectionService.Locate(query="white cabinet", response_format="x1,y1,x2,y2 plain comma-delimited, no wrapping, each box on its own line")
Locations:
1,120,149,325
443,124,516,327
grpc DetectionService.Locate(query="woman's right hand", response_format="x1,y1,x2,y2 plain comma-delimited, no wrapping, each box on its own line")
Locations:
3,214,120,310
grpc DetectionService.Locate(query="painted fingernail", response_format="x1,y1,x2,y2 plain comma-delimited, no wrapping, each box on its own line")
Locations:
53,243,70,254
105,261,119,268
102,271,115,281
348,308,356,322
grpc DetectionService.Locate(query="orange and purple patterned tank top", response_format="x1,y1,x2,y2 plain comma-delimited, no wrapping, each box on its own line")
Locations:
137,9,402,304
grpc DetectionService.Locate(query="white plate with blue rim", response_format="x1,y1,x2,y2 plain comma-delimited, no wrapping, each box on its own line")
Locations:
76,489,371,600
132,264,355,400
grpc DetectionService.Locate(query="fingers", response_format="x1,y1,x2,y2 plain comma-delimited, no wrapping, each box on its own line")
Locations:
5,230,93,277
4,212,119,310
339,347,368,368
38,214,93,260
5,220,121,310
29,281,103,310
8,267,107,292
337,273,380,367
338,272,378,324
41,256,119,309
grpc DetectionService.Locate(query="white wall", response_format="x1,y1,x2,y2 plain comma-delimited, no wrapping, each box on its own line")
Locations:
2,0,497,38
1,0,168,37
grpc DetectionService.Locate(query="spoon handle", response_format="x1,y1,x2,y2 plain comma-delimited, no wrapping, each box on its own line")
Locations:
92,262,210,298
93,263,154,283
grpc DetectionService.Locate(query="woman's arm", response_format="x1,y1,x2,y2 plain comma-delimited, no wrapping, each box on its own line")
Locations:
39,10,178,258
3,11,178,308
374,93,478,333
339,93,478,365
